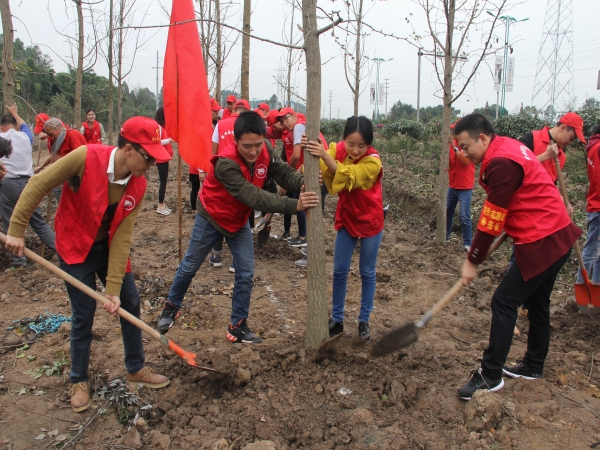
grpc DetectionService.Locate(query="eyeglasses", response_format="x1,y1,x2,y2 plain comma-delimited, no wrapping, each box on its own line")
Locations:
132,145,156,164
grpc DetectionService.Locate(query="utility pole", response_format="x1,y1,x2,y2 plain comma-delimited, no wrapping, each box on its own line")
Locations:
384,78,389,117
153,51,162,111
368,56,392,121
328,90,333,120
416,49,467,122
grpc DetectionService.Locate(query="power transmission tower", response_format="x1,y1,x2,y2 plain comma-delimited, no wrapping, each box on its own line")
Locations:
531,0,574,119
384,78,389,116
152,51,162,111
328,90,333,120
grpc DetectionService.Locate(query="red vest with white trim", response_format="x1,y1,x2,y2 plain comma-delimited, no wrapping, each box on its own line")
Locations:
531,127,566,183
334,142,384,238
216,115,239,154
81,121,101,144
586,141,600,212
479,136,571,245
55,145,147,267
201,142,270,232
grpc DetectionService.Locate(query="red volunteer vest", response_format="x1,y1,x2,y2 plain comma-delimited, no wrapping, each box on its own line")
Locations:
55,145,147,267
201,143,271,232
531,127,566,183
448,141,475,189
216,115,239,154
479,136,571,244
222,109,234,121
586,141,600,212
81,121,102,144
334,142,384,238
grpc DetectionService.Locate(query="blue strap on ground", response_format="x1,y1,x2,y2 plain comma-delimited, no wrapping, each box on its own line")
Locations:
8,312,72,341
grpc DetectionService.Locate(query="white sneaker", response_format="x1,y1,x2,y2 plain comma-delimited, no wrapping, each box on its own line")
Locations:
229,265,235,273
157,205,171,216
464,245,471,252
254,211,262,219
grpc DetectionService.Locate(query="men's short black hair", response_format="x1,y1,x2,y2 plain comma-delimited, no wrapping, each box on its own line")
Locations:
233,111,266,140
453,113,495,140
117,134,143,151
0,136,13,158
0,114,17,127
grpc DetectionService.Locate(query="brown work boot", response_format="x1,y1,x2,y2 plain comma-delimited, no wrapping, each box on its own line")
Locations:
69,382,91,413
126,367,170,389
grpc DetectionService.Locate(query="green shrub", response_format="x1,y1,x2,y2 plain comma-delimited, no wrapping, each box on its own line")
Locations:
493,112,550,139
382,119,425,141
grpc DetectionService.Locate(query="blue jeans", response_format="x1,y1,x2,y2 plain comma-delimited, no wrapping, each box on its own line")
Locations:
446,188,473,246
578,212,600,283
331,227,383,323
0,176,56,267
168,214,254,325
291,191,306,237
59,241,145,383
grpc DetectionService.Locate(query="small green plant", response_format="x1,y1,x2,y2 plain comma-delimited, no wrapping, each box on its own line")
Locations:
24,358,69,380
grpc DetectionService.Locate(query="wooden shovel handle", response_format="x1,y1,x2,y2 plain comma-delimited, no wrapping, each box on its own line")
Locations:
0,232,162,342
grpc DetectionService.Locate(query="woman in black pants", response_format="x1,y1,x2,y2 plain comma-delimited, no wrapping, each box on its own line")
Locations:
155,107,173,216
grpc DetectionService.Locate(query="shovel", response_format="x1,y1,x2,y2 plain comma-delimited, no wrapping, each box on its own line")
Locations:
371,232,508,358
553,156,600,314
0,232,222,373
256,213,273,247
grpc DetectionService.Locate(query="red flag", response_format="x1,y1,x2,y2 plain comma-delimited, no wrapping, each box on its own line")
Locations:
163,0,212,171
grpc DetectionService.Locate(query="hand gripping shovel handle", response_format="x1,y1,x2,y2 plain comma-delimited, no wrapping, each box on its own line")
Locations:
0,233,220,372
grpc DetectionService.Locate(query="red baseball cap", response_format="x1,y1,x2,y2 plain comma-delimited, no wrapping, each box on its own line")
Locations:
258,103,270,112
235,99,250,111
34,113,50,134
210,98,221,112
275,107,295,118
266,110,280,126
226,94,237,103
254,108,267,118
120,116,172,161
559,112,585,143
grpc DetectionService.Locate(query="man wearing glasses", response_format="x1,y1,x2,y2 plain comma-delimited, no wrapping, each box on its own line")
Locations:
4,116,172,413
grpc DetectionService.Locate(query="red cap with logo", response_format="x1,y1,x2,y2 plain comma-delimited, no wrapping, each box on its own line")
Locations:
258,103,270,112
226,94,237,103
266,110,280,126
210,98,221,112
275,107,295,118
235,99,250,111
120,116,172,161
559,112,585,143
34,113,50,134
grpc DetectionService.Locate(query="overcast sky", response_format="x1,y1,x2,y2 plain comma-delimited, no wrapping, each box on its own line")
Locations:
12,0,600,119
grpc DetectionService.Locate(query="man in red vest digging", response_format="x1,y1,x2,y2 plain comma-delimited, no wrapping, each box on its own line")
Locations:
5,116,172,412
454,114,581,400
157,111,319,341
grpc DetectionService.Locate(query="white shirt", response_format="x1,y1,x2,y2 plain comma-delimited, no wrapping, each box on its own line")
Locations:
0,128,34,178
107,147,132,185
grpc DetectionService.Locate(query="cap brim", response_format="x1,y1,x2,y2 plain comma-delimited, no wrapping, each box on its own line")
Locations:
141,142,172,161
34,124,44,134
576,128,586,143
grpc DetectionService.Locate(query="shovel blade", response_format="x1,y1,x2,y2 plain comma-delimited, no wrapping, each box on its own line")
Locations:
257,224,271,247
574,282,600,315
371,322,419,358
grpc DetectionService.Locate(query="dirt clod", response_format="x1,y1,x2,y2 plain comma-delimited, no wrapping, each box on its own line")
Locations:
242,440,277,450
123,427,142,449
465,390,503,432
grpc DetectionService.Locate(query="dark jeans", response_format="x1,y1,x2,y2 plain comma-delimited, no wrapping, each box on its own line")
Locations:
189,173,200,211
291,191,306,237
157,162,169,203
446,188,472,246
59,241,145,383
481,248,571,379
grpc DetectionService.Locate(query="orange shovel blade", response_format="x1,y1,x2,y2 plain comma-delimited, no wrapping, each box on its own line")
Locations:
167,340,223,373
574,282,600,315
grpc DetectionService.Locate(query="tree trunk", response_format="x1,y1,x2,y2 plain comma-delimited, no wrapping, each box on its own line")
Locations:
215,0,222,103
74,0,84,126
107,0,114,145
0,0,14,107
435,0,456,244
116,0,124,129
302,0,329,348
240,0,250,99
353,0,363,116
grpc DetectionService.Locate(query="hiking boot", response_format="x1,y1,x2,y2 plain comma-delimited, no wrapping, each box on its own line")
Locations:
157,301,180,333
295,257,307,267
209,253,223,267
458,367,504,400
226,319,262,343
502,361,542,380
281,231,291,241
229,264,235,273
358,322,370,341
329,319,344,337
127,367,170,389
69,382,91,413
156,204,171,216
289,236,307,247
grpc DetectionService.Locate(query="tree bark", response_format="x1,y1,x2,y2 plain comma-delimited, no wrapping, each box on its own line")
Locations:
0,0,14,107
215,0,222,103
435,0,455,244
302,0,329,348
107,0,114,145
240,0,250,99
353,0,363,116
74,0,84,126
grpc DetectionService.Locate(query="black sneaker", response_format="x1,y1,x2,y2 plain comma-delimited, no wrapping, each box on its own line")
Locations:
358,322,370,341
281,231,291,241
329,319,344,337
502,361,542,380
157,302,180,334
458,368,504,400
226,319,262,344
289,236,307,247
